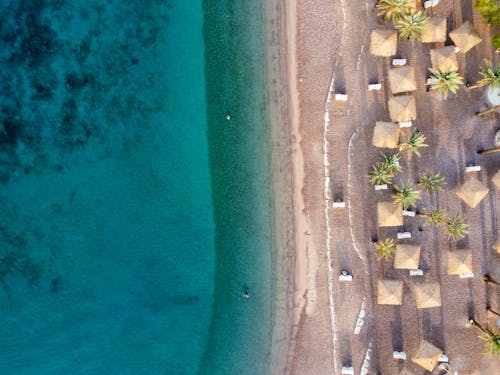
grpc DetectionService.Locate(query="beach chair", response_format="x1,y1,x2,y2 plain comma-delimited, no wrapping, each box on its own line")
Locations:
339,270,353,282
399,121,412,128
368,83,382,91
424,0,439,8
403,210,416,217
459,273,474,279
332,201,346,208
410,269,424,276
335,93,348,101
374,184,388,190
341,366,354,375
427,77,439,85
397,232,411,239
465,165,481,172
439,353,449,363
393,351,407,360
392,58,406,66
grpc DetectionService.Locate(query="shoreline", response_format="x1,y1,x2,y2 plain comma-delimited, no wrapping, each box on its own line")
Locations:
263,0,311,373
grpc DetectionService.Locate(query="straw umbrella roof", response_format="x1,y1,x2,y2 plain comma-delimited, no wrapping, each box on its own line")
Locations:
493,238,500,255
388,95,416,123
456,176,489,208
492,170,500,189
411,340,443,371
377,279,403,305
389,66,417,94
372,121,400,148
377,201,403,227
447,249,473,275
430,46,458,71
450,21,482,53
415,282,441,308
370,29,398,56
421,16,447,43
394,244,421,269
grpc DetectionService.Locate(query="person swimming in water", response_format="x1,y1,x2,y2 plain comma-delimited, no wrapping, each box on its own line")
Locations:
243,289,250,299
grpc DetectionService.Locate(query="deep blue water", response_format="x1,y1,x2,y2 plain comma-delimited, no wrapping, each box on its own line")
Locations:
0,0,274,374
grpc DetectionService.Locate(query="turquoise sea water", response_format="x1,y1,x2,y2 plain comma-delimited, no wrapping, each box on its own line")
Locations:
0,0,274,374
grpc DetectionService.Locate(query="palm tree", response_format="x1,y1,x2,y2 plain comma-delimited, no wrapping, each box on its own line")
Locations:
483,274,500,286
394,10,429,41
469,319,500,355
468,60,500,90
393,182,422,209
376,0,412,22
374,238,396,260
486,307,500,318
427,68,464,99
445,213,469,240
400,129,428,156
418,170,446,193
418,208,448,227
369,162,394,185
382,152,402,175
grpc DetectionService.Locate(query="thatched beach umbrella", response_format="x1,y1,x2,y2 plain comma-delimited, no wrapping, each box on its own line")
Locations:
456,176,489,208
414,282,441,308
394,244,421,270
447,249,473,275
430,46,458,71
411,340,443,372
389,66,417,94
370,29,398,57
388,95,416,123
377,201,403,227
492,170,500,189
421,16,446,43
450,21,482,53
372,121,400,148
377,279,403,305
493,238,500,255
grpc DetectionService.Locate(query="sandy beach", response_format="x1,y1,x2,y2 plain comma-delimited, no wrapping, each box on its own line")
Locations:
276,0,500,374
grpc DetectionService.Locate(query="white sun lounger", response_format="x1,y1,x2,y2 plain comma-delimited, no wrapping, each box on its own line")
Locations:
341,367,354,375
403,210,416,217
410,269,424,276
335,93,348,101
374,184,388,190
392,58,407,66
454,46,461,53
424,0,439,8
459,273,474,279
397,232,411,239
439,353,449,363
393,351,407,360
332,201,346,208
465,165,481,172
339,270,352,281
399,121,412,128
368,83,382,91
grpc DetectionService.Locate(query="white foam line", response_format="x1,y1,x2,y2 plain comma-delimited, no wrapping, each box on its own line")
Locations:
323,65,338,373
360,340,374,375
347,129,365,261
355,43,364,72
